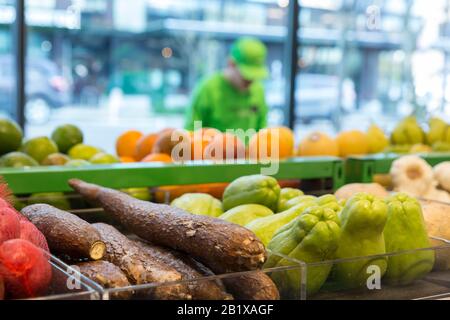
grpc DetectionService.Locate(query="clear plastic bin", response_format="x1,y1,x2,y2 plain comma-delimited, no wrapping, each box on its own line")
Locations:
98,253,306,301
302,238,450,300
24,255,102,300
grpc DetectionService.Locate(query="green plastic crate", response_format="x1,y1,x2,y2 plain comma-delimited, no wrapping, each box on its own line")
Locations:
345,153,450,183
0,157,345,195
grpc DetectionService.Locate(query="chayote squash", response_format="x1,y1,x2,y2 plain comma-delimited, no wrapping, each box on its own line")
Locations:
332,193,388,289
279,195,317,211
265,206,341,298
383,193,435,285
245,197,317,246
219,204,273,226
277,188,304,212
222,175,280,211
171,193,223,217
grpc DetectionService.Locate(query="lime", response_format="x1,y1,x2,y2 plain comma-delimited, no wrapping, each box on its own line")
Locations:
21,136,59,163
42,153,70,166
51,124,84,153
27,192,71,210
65,159,91,167
90,152,120,164
68,144,101,160
0,152,39,168
0,118,23,155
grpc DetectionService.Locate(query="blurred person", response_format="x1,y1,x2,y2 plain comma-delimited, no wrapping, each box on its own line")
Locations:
185,37,269,132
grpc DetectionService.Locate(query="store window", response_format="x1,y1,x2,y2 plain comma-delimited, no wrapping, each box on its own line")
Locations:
24,0,289,153
294,0,450,138
0,0,16,119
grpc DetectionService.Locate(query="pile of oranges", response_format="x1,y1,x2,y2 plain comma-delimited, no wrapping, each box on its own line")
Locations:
116,126,376,164
115,127,298,163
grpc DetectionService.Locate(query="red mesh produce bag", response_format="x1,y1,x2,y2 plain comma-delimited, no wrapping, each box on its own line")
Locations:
19,220,49,253
0,207,20,245
0,239,52,299
0,178,13,208
0,275,4,300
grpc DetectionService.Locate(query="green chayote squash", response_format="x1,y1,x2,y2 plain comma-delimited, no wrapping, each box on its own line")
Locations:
277,188,304,212
245,198,317,246
279,195,317,211
384,193,435,285
222,175,280,211
219,204,273,226
265,206,341,298
171,193,223,217
332,193,388,289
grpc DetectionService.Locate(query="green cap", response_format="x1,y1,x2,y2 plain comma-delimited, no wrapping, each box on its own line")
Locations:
230,37,269,81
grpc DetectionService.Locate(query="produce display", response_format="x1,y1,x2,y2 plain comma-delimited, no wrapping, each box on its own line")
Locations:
0,119,119,168
1,113,450,300
69,179,267,274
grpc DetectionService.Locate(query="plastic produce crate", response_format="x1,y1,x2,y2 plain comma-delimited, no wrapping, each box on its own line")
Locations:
305,238,450,300
97,252,306,301
0,157,345,195
345,153,450,184
23,256,101,300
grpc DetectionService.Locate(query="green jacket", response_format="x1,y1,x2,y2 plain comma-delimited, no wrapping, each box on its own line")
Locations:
185,73,268,132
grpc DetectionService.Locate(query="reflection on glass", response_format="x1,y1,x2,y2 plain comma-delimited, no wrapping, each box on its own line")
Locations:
24,0,289,152
0,0,16,119
295,0,450,140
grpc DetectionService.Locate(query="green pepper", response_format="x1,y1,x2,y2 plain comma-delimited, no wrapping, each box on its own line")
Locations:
332,193,388,289
384,193,435,285
277,188,304,212
265,206,341,298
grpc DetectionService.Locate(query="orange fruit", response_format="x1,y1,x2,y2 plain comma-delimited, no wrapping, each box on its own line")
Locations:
190,128,222,160
336,130,369,157
248,127,295,160
204,133,246,160
152,128,190,155
297,132,339,157
120,156,136,163
142,153,173,163
135,133,158,161
116,130,143,158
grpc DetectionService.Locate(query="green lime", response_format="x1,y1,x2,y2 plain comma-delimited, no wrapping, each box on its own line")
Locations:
21,136,59,163
65,159,91,167
51,124,84,153
0,118,23,155
42,153,70,166
90,152,120,164
0,152,39,168
68,144,101,160
27,192,71,210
